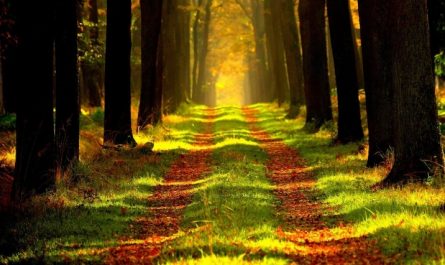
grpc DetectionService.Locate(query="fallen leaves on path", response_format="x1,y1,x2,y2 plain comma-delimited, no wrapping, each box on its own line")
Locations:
242,107,394,265
106,109,216,265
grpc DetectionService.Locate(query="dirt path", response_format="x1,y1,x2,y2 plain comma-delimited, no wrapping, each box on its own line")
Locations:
242,107,388,265
106,109,216,264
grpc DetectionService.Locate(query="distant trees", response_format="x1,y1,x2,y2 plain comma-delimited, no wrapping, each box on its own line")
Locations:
104,0,136,146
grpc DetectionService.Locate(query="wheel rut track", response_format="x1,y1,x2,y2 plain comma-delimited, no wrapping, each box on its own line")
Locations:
106,108,216,265
242,107,389,265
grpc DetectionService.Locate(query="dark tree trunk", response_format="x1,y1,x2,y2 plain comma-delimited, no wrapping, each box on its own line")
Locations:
0,48,4,115
298,0,332,130
192,0,203,99
0,0,17,114
13,0,55,199
137,0,163,129
104,0,136,146
194,0,212,105
175,0,191,104
279,0,304,118
55,0,80,171
250,0,268,103
2,43,18,114
428,0,445,58
380,0,444,186
327,0,363,143
161,0,177,113
358,0,393,167
264,0,288,105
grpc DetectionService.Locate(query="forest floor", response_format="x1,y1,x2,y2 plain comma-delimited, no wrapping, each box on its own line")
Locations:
1,104,445,264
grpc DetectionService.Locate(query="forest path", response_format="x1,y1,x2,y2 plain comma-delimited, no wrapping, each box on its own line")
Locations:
242,106,388,265
105,109,216,264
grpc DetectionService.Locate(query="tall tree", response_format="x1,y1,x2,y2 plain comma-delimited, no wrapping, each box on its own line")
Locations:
1,0,17,114
327,0,363,143
104,0,136,146
193,0,212,104
55,0,80,171
137,0,163,129
298,0,332,130
428,0,445,59
192,0,203,99
249,0,269,103
380,0,444,185
358,0,393,167
279,0,304,118
264,0,288,105
13,0,55,199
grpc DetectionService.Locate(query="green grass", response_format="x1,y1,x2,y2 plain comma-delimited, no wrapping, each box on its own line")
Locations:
156,106,293,264
2,103,445,264
253,103,445,265
0,104,210,264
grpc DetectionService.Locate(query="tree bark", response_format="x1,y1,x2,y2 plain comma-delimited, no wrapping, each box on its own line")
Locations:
13,0,55,199
265,0,288,105
0,48,4,115
381,0,444,185
358,0,393,167
279,0,304,118
104,0,136,146
298,0,332,130
137,0,163,129
193,0,212,105
327,0,363,143
55,0,80,171
428,0,445,59
250,0,269,103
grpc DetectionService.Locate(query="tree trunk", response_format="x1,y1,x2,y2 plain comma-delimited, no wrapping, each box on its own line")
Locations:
265,0,288,105
327,0,363,143
0,48,4,115
380,0,444,185
298,0,332,130
137,0,163,129
250,0,268,103
428,0,445,59
279,0,304,118
358,0,393,167
2,44,17,114
194,0,212,105
104,0,136,146
55,0,80,171
192,0,203,100
13,0,55,200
